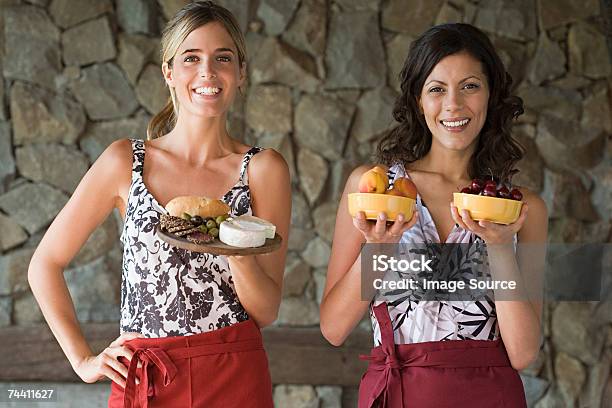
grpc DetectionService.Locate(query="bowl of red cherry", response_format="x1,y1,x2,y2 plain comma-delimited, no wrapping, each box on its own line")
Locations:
453,178,523,225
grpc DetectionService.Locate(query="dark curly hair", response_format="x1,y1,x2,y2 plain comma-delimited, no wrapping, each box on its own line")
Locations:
377,23,525,183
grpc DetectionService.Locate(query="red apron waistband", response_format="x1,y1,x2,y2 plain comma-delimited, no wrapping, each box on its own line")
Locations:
122,321,264,408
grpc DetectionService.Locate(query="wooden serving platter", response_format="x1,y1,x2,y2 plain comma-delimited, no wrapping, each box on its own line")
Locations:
156,224,282,256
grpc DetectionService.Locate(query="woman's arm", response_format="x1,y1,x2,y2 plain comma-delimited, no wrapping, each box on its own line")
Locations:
320,165,418,346
451,188,547,370
28,139,134,380
226,149,291,328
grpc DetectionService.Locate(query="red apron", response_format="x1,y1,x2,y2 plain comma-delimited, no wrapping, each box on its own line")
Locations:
108,319,273,408
358,303,527,408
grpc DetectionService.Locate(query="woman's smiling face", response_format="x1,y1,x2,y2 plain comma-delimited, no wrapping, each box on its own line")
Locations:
163,21,245,118
419,52,490,152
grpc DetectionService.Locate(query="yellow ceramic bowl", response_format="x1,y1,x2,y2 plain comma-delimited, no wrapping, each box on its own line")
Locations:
348,193,416,221
453,193,523,225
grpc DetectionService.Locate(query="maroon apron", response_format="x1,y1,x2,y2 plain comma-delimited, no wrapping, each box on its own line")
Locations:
358,303,527,408
107,319,273,408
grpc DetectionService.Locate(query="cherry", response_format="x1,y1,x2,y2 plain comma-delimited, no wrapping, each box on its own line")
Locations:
497,185,511,199
483,185,497,197
470,178,484,193
510,188,523,201
484,179,497,189
460,187,472,194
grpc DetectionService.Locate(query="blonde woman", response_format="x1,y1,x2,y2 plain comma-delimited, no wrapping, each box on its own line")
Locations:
27,2,290,407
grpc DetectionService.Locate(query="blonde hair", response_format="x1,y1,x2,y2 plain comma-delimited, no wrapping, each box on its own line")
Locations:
147,1,247,140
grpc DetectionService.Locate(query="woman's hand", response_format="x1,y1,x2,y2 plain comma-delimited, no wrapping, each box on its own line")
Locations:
352,211,419,244
73,332,144,388
450,202,528,245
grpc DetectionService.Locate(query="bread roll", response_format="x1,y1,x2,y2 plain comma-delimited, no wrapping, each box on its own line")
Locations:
165,196,230,218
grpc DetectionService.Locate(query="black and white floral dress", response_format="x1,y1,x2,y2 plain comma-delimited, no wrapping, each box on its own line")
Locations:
370,163,517,346
119,139,263,338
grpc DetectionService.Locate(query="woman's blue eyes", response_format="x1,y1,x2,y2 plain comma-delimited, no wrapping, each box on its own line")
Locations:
183,55,232,62
428,83,479,93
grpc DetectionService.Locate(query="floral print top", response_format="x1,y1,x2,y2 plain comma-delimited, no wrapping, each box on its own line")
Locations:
119,139,263,338
370,163,515,346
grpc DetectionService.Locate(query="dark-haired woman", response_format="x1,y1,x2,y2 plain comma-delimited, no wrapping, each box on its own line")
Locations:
321,23,545,407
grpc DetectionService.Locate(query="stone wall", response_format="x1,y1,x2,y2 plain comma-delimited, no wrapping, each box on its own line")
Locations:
0,0,610,407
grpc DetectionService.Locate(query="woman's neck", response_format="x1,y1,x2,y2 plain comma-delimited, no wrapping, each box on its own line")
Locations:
410,141,474,184
162,112,236,166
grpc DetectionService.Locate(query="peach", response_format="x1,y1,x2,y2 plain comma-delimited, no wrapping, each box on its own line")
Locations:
358,169,389,193
392,177,418,199
384,187,404,196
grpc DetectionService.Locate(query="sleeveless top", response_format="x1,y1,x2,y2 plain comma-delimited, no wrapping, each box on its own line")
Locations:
370,163,516,346
119,138,264,338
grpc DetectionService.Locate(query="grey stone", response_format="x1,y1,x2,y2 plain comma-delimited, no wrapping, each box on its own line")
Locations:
528,33,566,85
70,63,139,120
579,353,611,408
568,22,612,79
534,385,566,408
491,37,528,90
473,0,537,41
312,202,338,243
10,81,86,146
520,375,549,407
294,94,354,161
0,247,34,295
435,1,462,25
16,143,89,194
257,0,300,36
0,75,5,121
80,112,150,163
283,254,311,297
3,5,61,90
385,34,415,92
277,296,319,326
0,212,27,251
313,268,326,304
550,75,592,91
288,227,315,252
135,64,168,115
117,34,160,85
116,0,158,35
552,302,606,365
250,37,320,92
382,0,444,35
589,162,612,221
0,297,11,326
157,0,190,20
517,84,582,121
352,87,397,143
513,131,544,192
13,291,44,324
335,0,379,11
536,114,605,173
581,86,612,134
297,148,328,205
0,182,69,234
62,17,115,67
538,0,600,30
215,0,250,33
0,122,15,192
291,192,312,229
555,352,586,406
246,85,292,135
302,236,330,268
330,159,359,202
325,11,385,89
49,0,113,29
540,170,599,222
281,0,327,56
65,249,122,322
316,385,342,408
273,385,319,408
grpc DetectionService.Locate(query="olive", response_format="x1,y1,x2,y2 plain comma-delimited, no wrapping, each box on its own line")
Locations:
215,215,227,225
198,225,208,234
206,219,217,229
190,215,203,225
182,212,192,220
209,227,219,238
